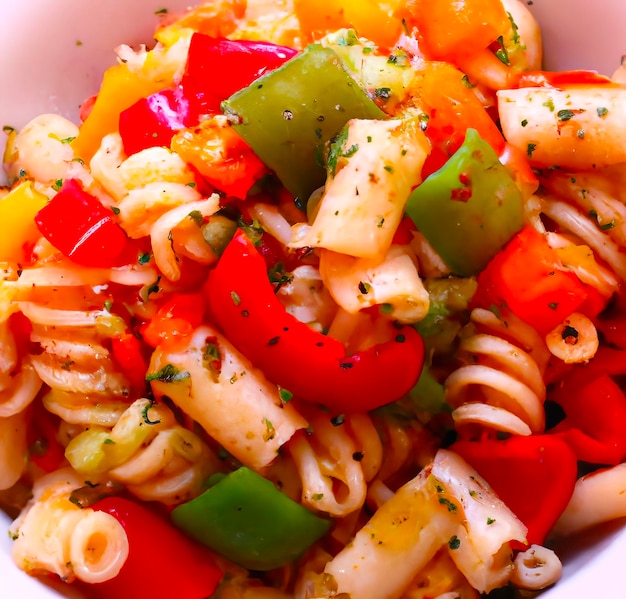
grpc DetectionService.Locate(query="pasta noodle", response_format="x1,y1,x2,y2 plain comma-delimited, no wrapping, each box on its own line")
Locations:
64,398,219,504
290,118,430,258
445,308,550,436
9,468,129,584
149,325,308,471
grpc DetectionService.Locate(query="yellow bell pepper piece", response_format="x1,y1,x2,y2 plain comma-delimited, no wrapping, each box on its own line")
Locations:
72,61,176,163
0,181,48,263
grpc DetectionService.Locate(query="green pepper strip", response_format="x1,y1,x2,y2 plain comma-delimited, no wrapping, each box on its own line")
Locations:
222,43,386,203
171,467,331,571
405,128,524,277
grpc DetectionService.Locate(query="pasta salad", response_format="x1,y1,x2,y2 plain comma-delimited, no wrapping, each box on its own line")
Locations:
1,0,625,597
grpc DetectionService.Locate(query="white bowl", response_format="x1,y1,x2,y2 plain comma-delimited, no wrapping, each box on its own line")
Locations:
1,0,625,597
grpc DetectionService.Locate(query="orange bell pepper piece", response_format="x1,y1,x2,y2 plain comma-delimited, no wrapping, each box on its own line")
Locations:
403,0,509,61
72,62,175,162
408,61,504,175
0,181,48,263
170,116,269,200
294,0,402,47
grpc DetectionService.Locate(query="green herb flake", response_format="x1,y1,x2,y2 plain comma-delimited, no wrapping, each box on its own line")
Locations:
379,303,393,315
461,74,476,89
596,106,609,118
111,206,121,215
141,402,161,425
487,517,496,525
145,363,191,383
231,291,241,306
2,125,15,133
52,179,64,191
438,497,458,512
557,109,575,121
358,281,372,295
494,37,510,65
268,263,294,292
312,493,324,501
330,414,346,426
137,252,151,265
448,535,461,550
526,143,536,158
326,127,359,177
187,209,203,226
145,277,161,298
154,7,168,14
279,387,293,403
599,220,616,231
104,300,113,312
507,11,521,45
61,360,74,371
263,418,276,442
186,181,197,188
202,339,222,379
374,87,392,100
520,119,528,127
548,302,558,310
103,438,115,445
383,164,394,173
59,136,76,144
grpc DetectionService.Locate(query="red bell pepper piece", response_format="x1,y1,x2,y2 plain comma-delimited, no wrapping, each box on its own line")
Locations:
206,229,425,413
512,69,612,89
451,435,578,546
89,497,222,599
141,292,208,349
472,226,590,335
110,333,150,392
118,35,297,157
550,372,626,465
26,401,66,473
182,34,298,115
34,179,128,268
118,86,195,156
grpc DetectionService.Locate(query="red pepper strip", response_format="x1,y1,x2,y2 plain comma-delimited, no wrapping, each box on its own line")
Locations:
182,33,298,116
391,215,416,246
550,373,626,465
35,179,128,268
512,69,613,89
451,435,578,546
141,292,207,350
119,85,194,156
26,401,66,473
206,230,425,413
110,333,150,392
472,226,590,336
89,497,222,599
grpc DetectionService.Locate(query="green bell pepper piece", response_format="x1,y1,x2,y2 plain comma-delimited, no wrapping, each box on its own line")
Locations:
405,128,524,277
222,44,386,203
171,467,331,571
